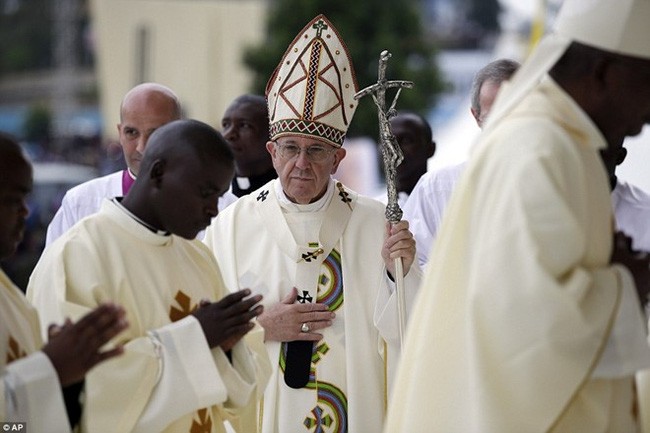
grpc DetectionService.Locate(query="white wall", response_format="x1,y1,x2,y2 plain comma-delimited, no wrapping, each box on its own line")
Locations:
90,0,267,138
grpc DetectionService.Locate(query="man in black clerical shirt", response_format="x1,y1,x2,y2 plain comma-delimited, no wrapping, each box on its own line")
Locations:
220,94,277,197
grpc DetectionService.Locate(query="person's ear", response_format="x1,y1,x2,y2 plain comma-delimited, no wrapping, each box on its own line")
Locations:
266,141,276,157
330,148,347,174
150,159,166,186
428,140,436,159
594,56,618,92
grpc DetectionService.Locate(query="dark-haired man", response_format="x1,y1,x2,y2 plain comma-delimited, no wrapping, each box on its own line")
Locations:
28,120,269,432
221,94,277,197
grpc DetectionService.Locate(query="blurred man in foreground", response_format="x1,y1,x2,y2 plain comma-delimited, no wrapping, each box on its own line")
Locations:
387,0,650,431
1,132,127,431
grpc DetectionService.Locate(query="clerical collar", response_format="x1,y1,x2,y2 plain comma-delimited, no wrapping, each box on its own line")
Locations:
111,197,171,236
235,177,251,190
232,168,278,197
275,178,334,213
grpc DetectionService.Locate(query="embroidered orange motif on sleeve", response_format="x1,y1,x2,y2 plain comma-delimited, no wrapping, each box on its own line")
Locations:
169,290,199,322
6,335,27,364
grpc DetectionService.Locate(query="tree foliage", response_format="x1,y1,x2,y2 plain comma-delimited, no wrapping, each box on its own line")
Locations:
23,104,51,141
243,0,444,139
467,0,501,36
0,0,53,75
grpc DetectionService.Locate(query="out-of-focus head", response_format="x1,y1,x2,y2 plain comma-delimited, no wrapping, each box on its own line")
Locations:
389,112,436,194
485,0,650,140
265,14,357,203
470,59,520,128
221,94,271,176
0,133,32,260
130,119,234,239
555,0,650,148
550,41,650,150
117,83,181,176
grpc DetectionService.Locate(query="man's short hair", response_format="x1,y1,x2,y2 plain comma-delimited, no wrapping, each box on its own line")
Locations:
392,111,433,144
470,59,520,117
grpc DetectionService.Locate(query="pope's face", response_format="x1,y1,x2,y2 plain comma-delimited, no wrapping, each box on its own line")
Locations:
267,136,346,204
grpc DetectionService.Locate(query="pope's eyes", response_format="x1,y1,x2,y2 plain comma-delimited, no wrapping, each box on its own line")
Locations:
308,147,326,156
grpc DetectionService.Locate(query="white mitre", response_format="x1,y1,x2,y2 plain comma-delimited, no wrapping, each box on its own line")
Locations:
265,14,359,148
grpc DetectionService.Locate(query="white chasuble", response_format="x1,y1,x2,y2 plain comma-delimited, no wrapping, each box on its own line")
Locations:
385,78,650,433
1,269,71,432
27,199,270,433
203,179,422,433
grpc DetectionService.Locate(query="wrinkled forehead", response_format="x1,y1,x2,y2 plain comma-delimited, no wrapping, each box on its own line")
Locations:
275,135,334,148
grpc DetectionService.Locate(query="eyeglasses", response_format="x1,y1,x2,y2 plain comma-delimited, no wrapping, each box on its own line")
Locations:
275,142,336,162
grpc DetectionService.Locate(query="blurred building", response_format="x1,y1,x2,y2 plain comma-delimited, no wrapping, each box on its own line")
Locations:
1,0,267,144
90,0,267,139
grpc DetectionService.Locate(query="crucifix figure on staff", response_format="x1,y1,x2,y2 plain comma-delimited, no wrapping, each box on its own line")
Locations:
202,15,423,431
355,50,413,346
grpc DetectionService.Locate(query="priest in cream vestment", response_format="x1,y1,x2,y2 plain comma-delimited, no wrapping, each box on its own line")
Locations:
28,120,271,433
1,271,125,432
203,15,421,433
1,133,126,432
2,269,70,432
385,1,650,432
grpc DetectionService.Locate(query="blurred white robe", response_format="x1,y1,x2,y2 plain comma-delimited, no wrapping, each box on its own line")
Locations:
1,269,70,432
386,78,650,433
